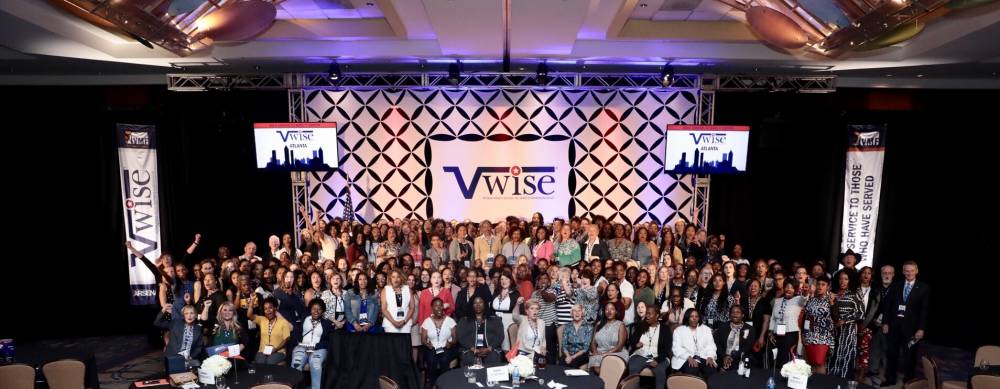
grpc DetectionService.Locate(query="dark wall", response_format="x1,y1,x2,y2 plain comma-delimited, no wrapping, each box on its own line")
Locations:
4,85,292,340
709,88,997,350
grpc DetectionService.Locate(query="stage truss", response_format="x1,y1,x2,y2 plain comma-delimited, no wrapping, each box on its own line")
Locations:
177,71,835,237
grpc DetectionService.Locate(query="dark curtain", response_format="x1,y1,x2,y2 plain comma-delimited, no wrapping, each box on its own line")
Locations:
709,88,996,350
5,85,292,341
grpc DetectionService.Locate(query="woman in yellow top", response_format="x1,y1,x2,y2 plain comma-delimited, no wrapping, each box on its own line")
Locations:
248,295,293,365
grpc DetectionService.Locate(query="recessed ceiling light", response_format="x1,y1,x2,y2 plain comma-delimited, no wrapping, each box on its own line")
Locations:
640,3,648,7
886,74,893,77
916,74,924,78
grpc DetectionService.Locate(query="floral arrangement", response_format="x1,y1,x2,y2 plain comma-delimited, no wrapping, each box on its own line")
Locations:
201,355,232,377
506,355,535,378
779,358,812,378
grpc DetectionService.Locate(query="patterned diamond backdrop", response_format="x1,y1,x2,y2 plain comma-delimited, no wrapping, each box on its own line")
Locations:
302,88,699,224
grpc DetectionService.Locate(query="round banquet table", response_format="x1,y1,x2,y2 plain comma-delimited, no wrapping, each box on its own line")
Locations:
708,369,877,389
436,363,603,389
128,363,303,389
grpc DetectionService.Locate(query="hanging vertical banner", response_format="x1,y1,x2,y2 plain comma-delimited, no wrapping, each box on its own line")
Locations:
118,124,161,305
840,125,886,269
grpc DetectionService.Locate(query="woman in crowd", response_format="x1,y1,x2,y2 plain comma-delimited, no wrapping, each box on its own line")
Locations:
829,268,864,378
574,269,599,323
627,306,672,389
743,278,771,366
248,296,293,365
425,234,450,269
560,304,593,368
516,299,548,362
653,266,671,309
378,228,403,260
407,232,424,264
634,269,655,309
455,268,493,319
381,269,417,334
803,275,834,374
304,271,324,305
289,299,335,389
208,302,248,356
608,224,634,262
154,303,204,368
320,272,347,331
599,283,626,321
769,279,805,368
490,271,520,350
697,274,733,330
420,297,458,388
660,288,695,331
274,270,306,324
531,226,554,264
671,308,718,378
713,305,755,372
345,272,380,333
588,302,628,374
419,271,456,333
632,227,658,266
449,224,473,267
682,268,701,303
457,297,504,366
555,225,581,267
659,229,683,267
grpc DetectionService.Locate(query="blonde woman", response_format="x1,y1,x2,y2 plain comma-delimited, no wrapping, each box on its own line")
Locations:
209,302,247,354
516,299,548,363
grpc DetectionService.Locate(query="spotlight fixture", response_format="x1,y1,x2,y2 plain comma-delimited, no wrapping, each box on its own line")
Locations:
660,64,674,86
536,62,549,85
327,61,341,81
447,61,461,86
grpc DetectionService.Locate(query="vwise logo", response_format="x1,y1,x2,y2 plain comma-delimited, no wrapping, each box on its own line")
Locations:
690,133,727,145
277,130,314,142
443,166,556,199
122,129,150,146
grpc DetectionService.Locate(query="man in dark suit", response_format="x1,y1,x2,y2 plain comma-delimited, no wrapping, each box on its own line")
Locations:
154,304,205,373
714,305,757,371
579,225,611,263
880,261,929,387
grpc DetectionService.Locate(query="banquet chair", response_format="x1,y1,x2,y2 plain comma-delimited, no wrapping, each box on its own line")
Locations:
42,359,86,389
904,378,928,389
974,346,1000,366
599,355,627,389
250,384,292,389
922,356,967,389
0,363,36,389
617,374,641,389
378,375,400,389
666,373,708,389
971,375,999,389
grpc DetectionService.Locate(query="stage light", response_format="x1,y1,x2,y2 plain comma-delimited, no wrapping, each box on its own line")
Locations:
447,61,461,86
327,61,341,81
661,65,674,86
536,62,549,84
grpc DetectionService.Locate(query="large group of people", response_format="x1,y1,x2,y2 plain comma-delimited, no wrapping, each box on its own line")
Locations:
127,209,930,389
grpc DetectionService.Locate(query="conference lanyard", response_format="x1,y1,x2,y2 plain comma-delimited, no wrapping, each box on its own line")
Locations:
395,291,404,318
529,321,539,348
267,317,276,345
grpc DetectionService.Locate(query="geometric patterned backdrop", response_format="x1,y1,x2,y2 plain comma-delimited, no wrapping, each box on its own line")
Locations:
303,88,700,225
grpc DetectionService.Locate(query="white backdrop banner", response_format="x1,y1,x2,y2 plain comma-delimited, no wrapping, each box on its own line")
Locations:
303,88,701,224
840,124,886,269
431,140,570,221
118,123,161,305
